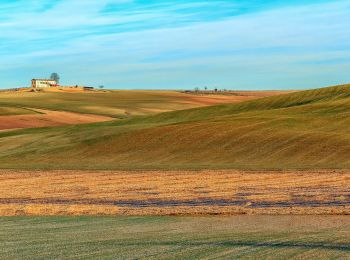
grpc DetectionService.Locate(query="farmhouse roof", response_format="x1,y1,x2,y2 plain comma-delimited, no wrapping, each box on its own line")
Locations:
32,79,56,81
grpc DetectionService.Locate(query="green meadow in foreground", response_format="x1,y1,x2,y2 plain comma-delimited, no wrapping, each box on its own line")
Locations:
0,84,350,169
0,216,349,259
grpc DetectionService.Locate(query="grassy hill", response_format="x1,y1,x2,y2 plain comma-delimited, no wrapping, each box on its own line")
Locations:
0,89,271,118
0,84,349,170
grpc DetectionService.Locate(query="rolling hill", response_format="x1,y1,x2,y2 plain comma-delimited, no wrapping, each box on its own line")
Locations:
0,84,349,170
0,89,278,118
0,89,283,130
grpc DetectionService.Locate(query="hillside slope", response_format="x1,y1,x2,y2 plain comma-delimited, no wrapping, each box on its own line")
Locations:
0,84,349,170
0,90,278,118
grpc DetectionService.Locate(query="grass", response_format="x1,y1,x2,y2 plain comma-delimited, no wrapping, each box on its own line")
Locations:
0,216,349,259
0,84,349,170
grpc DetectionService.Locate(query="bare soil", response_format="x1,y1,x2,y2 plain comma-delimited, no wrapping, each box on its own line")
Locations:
0,108,113,130
182,91,294,106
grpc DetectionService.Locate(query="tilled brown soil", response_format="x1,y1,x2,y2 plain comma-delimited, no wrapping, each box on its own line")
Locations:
0,108,113,130
0,169,348,215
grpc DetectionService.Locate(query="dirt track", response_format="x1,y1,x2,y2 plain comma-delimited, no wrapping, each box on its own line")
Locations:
0,170,348,216
0,108,113,130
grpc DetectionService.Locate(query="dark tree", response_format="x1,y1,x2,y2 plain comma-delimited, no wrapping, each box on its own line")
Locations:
50,73,60,84
99,85,105,89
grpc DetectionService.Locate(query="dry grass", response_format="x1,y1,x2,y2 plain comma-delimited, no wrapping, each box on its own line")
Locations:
0,170,348,216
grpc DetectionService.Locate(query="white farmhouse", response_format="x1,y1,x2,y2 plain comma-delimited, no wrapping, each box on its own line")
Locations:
31,79,58,88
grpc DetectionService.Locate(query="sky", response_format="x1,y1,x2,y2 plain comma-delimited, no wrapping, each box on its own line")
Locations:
0,0,350,90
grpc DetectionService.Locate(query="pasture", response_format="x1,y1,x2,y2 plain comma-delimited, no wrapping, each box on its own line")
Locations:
0,216,349,259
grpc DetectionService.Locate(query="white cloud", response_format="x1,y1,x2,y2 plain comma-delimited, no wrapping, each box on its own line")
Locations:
0,0,350,89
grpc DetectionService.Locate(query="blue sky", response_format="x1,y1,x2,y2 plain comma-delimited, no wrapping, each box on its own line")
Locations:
0,0,349,90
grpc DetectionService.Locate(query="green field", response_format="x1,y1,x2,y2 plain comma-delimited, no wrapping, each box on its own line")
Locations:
0,216,349,259
0,84,349,170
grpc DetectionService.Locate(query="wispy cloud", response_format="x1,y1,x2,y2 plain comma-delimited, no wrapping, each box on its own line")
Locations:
0,0,349,89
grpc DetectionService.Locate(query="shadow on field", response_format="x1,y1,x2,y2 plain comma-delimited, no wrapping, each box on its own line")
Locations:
109,240,350,252
0,198,348,208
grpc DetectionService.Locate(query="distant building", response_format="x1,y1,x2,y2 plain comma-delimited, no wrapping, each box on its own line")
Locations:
31,79,58,88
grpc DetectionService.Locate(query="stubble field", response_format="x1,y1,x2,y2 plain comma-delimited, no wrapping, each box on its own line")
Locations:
0,170,348,216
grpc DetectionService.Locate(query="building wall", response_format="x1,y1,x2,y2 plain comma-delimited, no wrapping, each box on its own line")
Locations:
32,79,57,88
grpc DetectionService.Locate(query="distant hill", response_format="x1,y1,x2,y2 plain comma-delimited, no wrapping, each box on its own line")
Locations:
0,89,281,118
0,84,349,170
